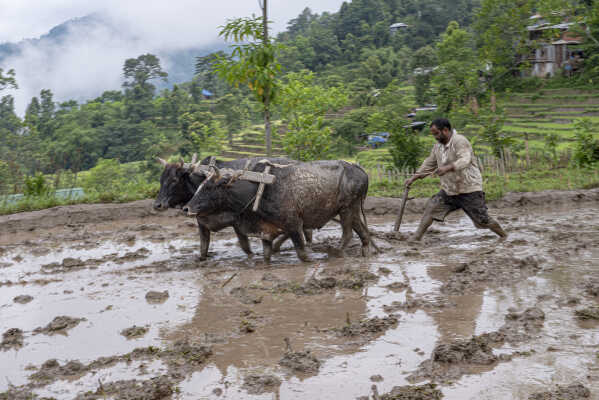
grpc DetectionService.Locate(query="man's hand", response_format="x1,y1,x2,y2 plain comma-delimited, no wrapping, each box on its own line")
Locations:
436,164,454,176
405,176,417,188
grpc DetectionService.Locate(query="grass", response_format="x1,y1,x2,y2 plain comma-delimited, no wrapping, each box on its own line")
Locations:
367,166,599,200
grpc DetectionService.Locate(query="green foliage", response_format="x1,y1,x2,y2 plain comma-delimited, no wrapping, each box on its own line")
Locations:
0,68,17,92
214,16,281,105
432,21,482,113
23,173,51,197
123,54,168,90
279,71,348,160
81,159,125,193
388,130,425,170
573,118,599,166
474,0,534,86
544,132,559,163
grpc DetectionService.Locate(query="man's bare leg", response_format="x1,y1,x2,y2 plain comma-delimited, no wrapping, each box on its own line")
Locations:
487,219,507,238
409,210,433,241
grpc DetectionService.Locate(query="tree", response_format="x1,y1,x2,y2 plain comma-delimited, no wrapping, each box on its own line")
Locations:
39,89,56,139
0,68,17,92
213,1,281,156
278,71,347,160
432,21,482,113
474,0,534,87
123,54,168,91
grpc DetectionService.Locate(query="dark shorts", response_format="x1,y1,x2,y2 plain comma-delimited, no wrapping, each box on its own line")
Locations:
426,190,493,227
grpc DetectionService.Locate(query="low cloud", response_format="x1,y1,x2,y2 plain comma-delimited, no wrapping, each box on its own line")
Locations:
1,0,344,115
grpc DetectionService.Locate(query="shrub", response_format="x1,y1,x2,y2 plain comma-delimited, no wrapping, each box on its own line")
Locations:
23,173,51,197
388,129,425,170
572,119,599,167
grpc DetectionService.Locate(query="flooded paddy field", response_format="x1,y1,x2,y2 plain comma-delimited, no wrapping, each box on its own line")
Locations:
1,196,598,399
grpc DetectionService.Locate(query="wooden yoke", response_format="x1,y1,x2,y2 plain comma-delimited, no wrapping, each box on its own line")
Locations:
193,165,276,185
252,165,271,211
191,158,276,211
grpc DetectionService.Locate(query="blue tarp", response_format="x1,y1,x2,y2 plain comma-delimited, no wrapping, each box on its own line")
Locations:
202,89,213,97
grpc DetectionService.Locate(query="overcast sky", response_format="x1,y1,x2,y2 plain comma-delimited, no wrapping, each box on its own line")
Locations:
0,0,345,43
0,0,346,114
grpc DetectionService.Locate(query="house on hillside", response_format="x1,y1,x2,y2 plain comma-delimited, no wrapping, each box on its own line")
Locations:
526,14,583,77
389,22,409,34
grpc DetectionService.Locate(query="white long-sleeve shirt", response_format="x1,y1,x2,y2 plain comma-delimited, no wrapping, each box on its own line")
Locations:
416,130,483,195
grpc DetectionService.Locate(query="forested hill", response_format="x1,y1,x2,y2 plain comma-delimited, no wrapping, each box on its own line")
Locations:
1,0,599,203
277,0,480,69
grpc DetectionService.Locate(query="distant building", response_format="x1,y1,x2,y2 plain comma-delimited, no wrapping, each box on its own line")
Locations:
526,14,583,77
389,22,409,34
202,89,214,99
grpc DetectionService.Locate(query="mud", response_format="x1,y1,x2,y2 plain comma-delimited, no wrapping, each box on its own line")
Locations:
33,316,86,335
378,383,444,400
145,290,169,304
1,193,598,399
441,255,543,295
335,315,399,338
121,325,149,338
574,307,599,320
13,294,33,304
242,374,281,394
279,350,321,374
73,375,175,400
528,383,591,399
1,328,24,350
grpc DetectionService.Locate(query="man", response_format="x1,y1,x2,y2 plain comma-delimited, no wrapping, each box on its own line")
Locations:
405,118,507,241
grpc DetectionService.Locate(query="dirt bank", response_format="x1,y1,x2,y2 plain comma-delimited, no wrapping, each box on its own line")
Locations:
1,188,598,235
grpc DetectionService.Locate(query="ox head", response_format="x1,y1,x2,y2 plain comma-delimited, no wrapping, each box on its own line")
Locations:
153,154,201,210
183,169,257,217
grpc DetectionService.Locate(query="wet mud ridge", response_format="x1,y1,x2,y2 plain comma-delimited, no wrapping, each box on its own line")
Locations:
0,198,598,399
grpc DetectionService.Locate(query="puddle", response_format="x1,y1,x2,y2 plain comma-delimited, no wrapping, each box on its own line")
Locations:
1,205,598,399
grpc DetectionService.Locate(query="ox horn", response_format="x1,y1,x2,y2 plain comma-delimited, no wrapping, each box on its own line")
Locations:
156,157,167,166
191,153,197,164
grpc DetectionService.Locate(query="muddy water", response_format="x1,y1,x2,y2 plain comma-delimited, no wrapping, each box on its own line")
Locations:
1,205,598,399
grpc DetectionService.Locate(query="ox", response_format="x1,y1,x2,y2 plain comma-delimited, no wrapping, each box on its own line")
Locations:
153,155,311,259
183,160,373,262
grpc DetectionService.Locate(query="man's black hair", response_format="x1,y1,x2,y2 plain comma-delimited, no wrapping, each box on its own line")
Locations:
430,118,451,131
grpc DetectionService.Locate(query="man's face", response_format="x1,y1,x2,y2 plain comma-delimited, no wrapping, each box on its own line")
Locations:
430,125,451,144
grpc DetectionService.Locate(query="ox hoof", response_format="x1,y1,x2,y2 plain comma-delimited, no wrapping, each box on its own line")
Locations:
361,246,371,257
296,252,311,263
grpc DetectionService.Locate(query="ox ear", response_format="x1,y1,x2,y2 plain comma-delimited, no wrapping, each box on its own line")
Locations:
156,157,168,166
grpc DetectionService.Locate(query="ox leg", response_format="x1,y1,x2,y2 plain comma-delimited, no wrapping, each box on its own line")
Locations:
303,229,313,247
272,233,290,253
352,217,371,257
234,227,253,257
290,231,310,262
262,239,273,263
338,210,354,254
198,224,211,260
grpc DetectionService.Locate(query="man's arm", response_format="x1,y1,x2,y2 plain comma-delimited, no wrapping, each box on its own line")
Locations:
405,148,437,187
435,136,472,176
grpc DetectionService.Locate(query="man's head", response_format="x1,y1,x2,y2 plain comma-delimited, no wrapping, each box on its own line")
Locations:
430,118,453,145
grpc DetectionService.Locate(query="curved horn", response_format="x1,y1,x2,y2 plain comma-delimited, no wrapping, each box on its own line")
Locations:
193,170,215,195
156,157,167,166
210,165,220,179
191,153,197,164
179,157,185,166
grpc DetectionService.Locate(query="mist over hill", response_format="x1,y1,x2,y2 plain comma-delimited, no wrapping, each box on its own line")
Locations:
0,12,224,114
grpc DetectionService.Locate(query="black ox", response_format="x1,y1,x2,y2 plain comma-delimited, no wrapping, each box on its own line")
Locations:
153,156,312,259
183,160,373,262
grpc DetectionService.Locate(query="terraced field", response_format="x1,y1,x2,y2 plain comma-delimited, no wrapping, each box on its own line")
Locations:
218,123,287,161
497,88,599,153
